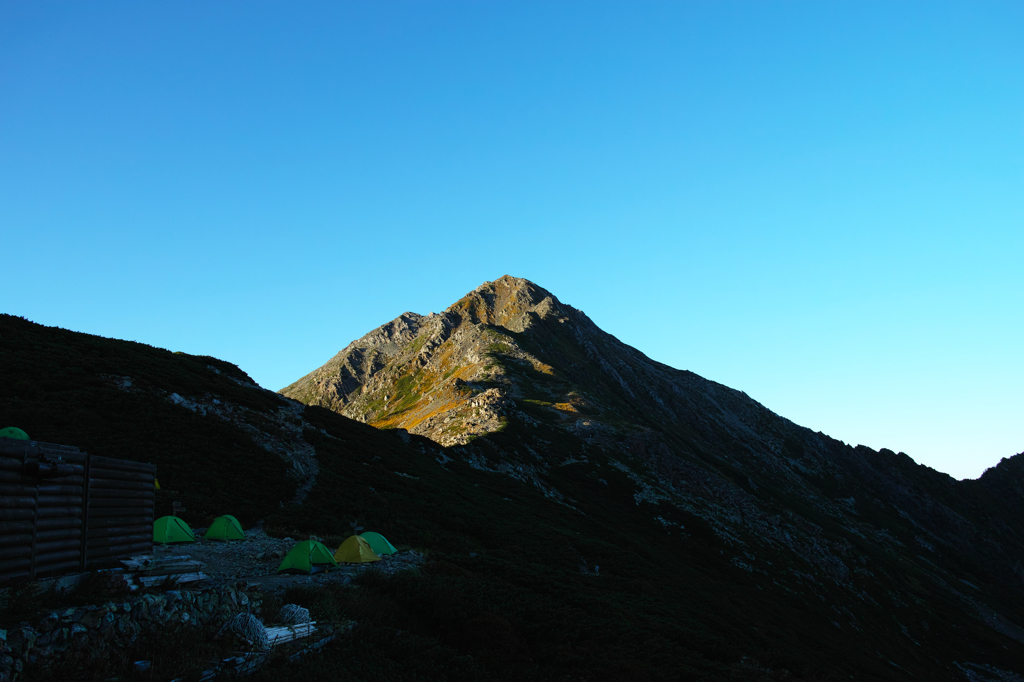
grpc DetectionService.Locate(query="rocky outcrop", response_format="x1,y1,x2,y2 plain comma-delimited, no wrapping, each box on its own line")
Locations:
108,375,320,504
281,276,573,445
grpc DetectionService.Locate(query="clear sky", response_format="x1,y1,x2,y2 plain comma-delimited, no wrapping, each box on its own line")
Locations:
2,2,1021,480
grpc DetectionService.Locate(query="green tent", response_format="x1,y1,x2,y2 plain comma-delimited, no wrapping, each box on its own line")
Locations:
334,535,380,563
153,516,196,544
360,532,397,556
0,427,29,441
205,515,244,541
277,540,339,574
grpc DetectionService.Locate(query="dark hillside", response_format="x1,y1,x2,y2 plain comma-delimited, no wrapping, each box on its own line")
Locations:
280,276,1024,681
0,314,294,524
3,307,1023,680
266,406,992,682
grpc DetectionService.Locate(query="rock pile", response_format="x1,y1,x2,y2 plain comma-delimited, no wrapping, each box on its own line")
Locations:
0,585,256,682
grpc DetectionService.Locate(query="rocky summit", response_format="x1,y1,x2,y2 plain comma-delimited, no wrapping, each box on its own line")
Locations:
282,275,716,447
282,276,577,446
283,275,1024,679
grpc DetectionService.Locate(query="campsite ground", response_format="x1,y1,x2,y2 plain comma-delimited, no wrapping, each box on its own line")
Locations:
154,527,424,589
0,534,426,682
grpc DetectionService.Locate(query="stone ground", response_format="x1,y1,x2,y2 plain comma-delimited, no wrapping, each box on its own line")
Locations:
152,527,424,593
0,535,421,680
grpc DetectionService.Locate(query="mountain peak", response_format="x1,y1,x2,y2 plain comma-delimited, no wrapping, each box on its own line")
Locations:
280,275,585,443
443,275,567,331
276,280,1024,675
281,275,693,449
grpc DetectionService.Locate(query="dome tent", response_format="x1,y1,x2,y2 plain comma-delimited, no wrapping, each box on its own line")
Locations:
153,516,196,544
360,532,397,556
0,427,29,440
277,540,339,574
205,515,245,541
335,535,380,563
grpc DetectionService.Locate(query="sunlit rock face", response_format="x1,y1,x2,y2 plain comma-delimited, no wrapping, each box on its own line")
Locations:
282,276,587,446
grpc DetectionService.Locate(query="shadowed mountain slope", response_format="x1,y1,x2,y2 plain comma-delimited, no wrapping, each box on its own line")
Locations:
3,291,1023,680
283,275,1024,680
1,314,301,524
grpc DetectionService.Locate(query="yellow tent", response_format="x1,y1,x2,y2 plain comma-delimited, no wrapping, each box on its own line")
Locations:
334,535,380,563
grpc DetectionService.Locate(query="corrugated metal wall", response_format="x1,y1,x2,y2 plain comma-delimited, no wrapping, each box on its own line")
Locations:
0,438,156,584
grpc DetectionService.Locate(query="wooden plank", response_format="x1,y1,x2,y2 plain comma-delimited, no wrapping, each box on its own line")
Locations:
0,458,24,472
0,441,32,454
87,497,151,509
89,478,154,491
89,533,153,547
140,563,205,576
0,520,34,535
0,557,32,573
28,464,38,580
138,572,207,586
0,484,38,496
89,511,153,523
35,538,82,554
89,542,153,557
81,448,92,572
0,497,35,509
147,555,200,563
0,533,33,547
89,467,155,484
37,495,84,507
0,570,31,583
0,546,31,559
88,539,152,554
0,509,35,522
41,443,86,453
88,524,151,538
88,488,154,500
36,506,83,519
33,549,82,567
0,471,84,485
23,461,85,476
265,622,318,646
31,572,91,593
37,528,82,542
88,533,154,546
92,514,152,526
33,444,87,459
87,507,151,520
88,542,153,561
90,455,155,473
37,517,83,531
39,484,85,496
34,559,82,576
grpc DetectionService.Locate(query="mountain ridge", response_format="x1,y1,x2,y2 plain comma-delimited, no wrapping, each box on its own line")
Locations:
281,275,1024,677
3,281,1024,679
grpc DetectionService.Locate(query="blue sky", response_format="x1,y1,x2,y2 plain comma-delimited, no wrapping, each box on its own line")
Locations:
2,2,1021,480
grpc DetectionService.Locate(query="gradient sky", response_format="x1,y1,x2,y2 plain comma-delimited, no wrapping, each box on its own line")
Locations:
2,2,1021,480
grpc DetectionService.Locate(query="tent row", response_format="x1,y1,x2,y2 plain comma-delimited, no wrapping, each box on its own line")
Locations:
277,533,398,574
153,514,244,543
152,515,399,573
